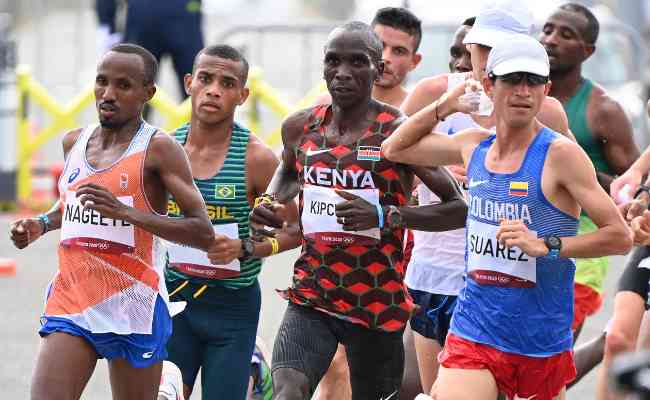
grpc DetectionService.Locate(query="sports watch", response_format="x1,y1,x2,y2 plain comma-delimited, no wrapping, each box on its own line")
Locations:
544,235,562,259
385,205,404,229
240,238,256,261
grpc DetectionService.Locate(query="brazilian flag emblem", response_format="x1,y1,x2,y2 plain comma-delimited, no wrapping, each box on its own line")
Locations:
215,184,236,199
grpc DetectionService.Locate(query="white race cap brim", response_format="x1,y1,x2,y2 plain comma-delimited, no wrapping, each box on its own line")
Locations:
490,57,550,77
462,26,514,47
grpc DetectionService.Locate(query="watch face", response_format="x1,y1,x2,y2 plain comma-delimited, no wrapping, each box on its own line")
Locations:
387,206,401,228
243,239,255,257
547,236,561,248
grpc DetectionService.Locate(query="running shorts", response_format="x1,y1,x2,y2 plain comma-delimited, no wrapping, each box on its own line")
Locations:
572,282,604,331
439,333,576,400
39,295,171,369
618,246,650,309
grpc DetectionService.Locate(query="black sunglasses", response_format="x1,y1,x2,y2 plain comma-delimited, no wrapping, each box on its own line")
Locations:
489,72,549,86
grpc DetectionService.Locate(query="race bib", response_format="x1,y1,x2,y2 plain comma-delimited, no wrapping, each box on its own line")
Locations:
60,191,135,254
302,185,380,246
167,223,241,279
467,219,537,287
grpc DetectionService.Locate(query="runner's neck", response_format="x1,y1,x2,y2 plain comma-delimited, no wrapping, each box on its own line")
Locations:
329,98,378,136
493,119,543,157
549,65,584,104
97,118,143,148
372,84,408,108
186,116,234,149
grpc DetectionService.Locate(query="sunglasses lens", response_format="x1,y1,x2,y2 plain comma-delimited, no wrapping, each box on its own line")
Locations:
497,73,548,86
526,74,549,86
500,72,524,85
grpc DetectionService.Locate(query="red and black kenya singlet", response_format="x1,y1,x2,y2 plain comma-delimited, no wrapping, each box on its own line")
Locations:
280,104,416,332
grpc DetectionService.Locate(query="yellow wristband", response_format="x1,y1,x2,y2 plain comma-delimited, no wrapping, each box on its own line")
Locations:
268,237,280,255
254,194,274,208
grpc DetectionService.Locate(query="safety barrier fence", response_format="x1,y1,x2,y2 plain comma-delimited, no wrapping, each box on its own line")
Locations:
14,65,325,205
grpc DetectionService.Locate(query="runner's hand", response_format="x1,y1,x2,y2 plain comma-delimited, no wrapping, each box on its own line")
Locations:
631,211,650,245
496,219,548,257
207,234,242,265
625,195,650,221
335,190,379,231
447,164,468,185
440,78,483,116
610,170,642,204
76,183,128,220
9,218,43,249
249,202,288,238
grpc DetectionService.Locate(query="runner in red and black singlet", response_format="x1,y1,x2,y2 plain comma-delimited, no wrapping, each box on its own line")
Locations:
281,102,414,331
249,22,466,400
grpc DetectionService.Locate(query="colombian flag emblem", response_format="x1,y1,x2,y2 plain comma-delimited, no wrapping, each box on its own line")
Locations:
509,181,529,197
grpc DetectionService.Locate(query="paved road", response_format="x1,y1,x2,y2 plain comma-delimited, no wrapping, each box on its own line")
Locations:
0,215,627,399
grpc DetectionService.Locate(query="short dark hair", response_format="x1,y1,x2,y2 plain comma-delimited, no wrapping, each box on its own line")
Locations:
193,44,250,85
559,3,599,45
462,17,476,27
328,21,384,68
108,43,158,85
371,7,422,52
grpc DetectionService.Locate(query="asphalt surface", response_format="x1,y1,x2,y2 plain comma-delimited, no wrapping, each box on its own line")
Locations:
0,214,627,399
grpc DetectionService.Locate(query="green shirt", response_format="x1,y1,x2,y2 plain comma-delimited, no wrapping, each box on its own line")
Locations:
166,122,261,289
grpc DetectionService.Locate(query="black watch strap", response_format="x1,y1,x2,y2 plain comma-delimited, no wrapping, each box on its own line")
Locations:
240,238,255,261
634,184,650,200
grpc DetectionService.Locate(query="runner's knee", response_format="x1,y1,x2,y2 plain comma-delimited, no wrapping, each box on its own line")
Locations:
272,368,311,400
604,329,635,357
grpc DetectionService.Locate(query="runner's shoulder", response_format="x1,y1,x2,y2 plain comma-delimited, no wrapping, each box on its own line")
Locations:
454,126,492,144
246,132,278,166
62,128,84,155
547,132,588,164
375,99,405,126
411,73,450,94
281,107,320,143
587,83,628,125
146,129,187,166
539,96,573,139
541,95,566,117
402,73,452,115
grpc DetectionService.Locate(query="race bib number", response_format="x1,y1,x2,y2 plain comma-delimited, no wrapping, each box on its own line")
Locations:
302,185,380,246
467,219,537,287
60,191,135,254
167,223,241,279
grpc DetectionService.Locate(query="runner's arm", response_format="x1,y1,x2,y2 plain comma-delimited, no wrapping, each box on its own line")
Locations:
383,81,485,166
262,111,307,203
41,128,85,231
592,97,640,192
9,129,83,249
400,76,448,116
611,147,650,202
398,166,467,231
246,136,301,256
249,109,310,231
83,133,215,251
552,140,632,257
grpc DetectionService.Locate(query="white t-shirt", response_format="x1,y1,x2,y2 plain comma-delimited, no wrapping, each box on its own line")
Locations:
404,73,485,295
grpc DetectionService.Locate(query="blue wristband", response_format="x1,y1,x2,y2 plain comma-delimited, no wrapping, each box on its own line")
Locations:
376,204,384,229
38,214,50,235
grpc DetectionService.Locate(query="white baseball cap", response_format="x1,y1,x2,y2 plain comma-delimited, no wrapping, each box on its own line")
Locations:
486,34,550,77
463,0,534,48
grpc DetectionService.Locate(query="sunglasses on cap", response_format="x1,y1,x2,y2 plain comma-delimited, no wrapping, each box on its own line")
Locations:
488,72,549,86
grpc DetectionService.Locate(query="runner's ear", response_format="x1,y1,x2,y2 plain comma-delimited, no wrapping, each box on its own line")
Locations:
144,83,156,103
184,73,193,96
376,60,385,81
238,87,250,106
